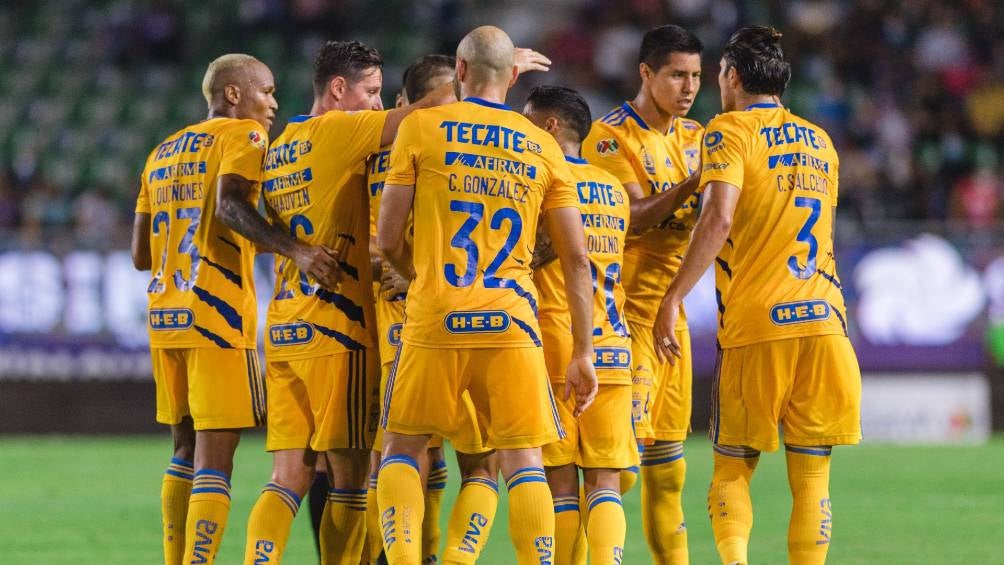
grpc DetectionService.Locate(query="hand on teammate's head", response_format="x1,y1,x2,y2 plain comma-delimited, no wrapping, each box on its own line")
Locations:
514,48,552,75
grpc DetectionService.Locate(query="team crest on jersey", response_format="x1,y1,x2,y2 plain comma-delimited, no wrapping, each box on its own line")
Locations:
641,146,656,175
202,134,215,148
596,138,619,156
299,140,312,155
685,148,699,173
248,130,266,150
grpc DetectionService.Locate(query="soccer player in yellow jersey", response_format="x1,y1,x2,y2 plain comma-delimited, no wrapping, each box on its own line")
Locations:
132,54,345,565
581,25,705,563
524,85,638,565
653,26,861,565
365,54,459,565
239,41,454,565
377,26,598,565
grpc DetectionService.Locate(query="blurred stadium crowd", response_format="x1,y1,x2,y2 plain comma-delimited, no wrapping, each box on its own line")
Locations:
0,0,1001,251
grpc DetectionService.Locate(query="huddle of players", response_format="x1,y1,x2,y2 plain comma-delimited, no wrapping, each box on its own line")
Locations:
132,19,860,565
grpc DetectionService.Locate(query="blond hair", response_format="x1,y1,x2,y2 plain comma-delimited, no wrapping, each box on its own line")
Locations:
201,53,262,106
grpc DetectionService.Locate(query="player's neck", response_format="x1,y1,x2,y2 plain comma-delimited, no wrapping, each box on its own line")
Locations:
207,106,237,121
630,92,675,135
460,83,508,106
733,93,781,112
310,95,341,116
558,139,582,160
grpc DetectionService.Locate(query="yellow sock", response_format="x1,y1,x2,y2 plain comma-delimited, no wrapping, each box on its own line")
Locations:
586,488,626,565
377,455,424,565
423,459,448,563
552,495,580,565
620,465,639,494
574,485,586,565
243,482,301,564
708,445,760,565
321,487,368,564
162,457,193,565
785,446,833,565
505,467,555,565
442,477,499,564
641,441,688,563
364,471,382,563
183,469,232,565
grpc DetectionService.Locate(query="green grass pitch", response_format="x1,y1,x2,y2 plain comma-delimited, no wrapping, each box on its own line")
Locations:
3,434,1002,564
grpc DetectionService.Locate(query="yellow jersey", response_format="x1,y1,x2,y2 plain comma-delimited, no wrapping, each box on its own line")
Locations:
367,145,409,364
700,102,846,348
385,97,579,349
263,110,387,360
582,102,703,329
136,117,267,349
535,156,632,383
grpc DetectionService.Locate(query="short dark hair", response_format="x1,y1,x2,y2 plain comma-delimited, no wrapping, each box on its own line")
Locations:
525,85,592,142
313,40,383,96
403,54,455,102
722,25,791,96
638,25,703,71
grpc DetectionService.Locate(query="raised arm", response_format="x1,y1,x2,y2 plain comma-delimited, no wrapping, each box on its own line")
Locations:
131,212,152,271
652,180,740,362
545,205,597,415
215,173,342,289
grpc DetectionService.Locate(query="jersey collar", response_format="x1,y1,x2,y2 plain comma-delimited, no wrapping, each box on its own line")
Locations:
622,101,677,134
564,155,588,165
745,102,781,111
288,114,313,123
463,97,512,111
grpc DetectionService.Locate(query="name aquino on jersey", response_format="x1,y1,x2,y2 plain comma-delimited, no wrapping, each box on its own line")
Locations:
578,179,627,255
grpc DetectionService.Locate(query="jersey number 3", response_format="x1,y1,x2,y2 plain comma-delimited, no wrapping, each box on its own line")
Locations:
788,196,821,279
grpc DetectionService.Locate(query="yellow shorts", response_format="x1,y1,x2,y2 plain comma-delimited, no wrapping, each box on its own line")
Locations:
540,314,571,379
265,349,379,452
712,334,862,452
543,382,639,470
629,322,692,442
151,347,266,431
383,343,561,450
373,360,449,452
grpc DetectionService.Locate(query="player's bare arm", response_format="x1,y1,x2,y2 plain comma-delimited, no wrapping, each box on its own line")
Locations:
530,221,556,269
131,212,152,271
376,183,416,280
215,172,342,289
625,168,703,234
545,205,598,415
653,180,740,363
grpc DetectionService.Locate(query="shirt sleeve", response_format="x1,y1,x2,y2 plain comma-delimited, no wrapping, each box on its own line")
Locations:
322,110,388,164
385,112,422,186
134,173,150,214
582,123,639,186
219,121,268,182
699,114,747,191
541,142,579,212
